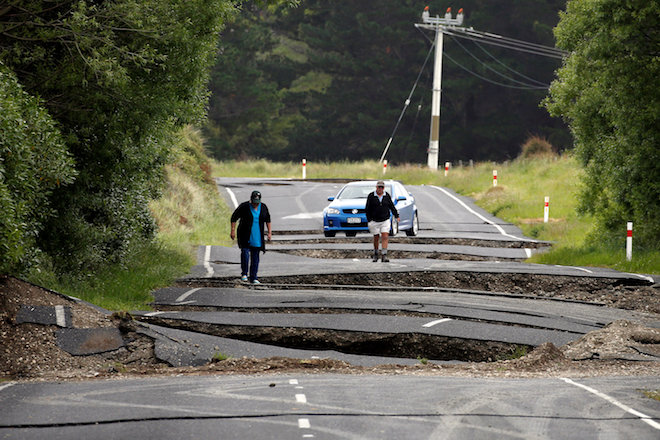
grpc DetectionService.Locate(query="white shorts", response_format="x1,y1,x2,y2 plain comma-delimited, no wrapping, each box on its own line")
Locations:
368,219,391,235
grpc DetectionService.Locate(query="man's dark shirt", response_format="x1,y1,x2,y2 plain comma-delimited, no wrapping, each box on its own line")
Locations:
365,192,398,222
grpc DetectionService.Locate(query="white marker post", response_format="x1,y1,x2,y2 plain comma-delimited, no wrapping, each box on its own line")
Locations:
302,158,306,180
383,160,388,175
544,196,550,223
626,222,633,261
493,170,498,187
444,161,450,177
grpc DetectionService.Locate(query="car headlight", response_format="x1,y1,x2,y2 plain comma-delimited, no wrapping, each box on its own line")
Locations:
326,208,341,215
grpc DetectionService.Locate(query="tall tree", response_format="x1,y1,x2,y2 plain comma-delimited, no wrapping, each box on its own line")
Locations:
545,0,660,247
0,0,236,271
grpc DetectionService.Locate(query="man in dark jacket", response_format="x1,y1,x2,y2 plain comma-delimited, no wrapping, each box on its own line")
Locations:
365,181,399,262
230,190,272,284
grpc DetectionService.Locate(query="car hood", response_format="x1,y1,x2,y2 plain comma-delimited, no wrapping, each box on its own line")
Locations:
327,198,367,210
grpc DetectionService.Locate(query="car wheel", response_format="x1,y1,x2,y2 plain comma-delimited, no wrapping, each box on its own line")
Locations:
324,231,336,237
405,212,419,236
390,218,399,236
345,231,357,237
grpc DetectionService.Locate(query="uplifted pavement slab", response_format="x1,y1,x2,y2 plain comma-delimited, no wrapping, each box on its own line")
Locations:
16,305,72,328
188,245,656,284
138,322,448,367
55,328,124,355
134,310,580,347
268,242,538,259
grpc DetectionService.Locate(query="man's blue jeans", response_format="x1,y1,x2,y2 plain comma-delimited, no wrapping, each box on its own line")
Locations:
240,247,261,282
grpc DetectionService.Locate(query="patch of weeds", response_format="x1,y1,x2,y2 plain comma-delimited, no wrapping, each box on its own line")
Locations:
528,225,544,239
641,390,660,401
417,356,429,365
107,362,127,373
211,351,231,362
497,346,527,361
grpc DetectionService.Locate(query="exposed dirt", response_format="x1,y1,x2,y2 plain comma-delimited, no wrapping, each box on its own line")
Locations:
274,237,548,248
2,275,660,382
273,248,513,261
250,272,660,314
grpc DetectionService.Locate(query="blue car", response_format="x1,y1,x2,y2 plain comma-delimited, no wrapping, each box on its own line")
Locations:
323,180,419,237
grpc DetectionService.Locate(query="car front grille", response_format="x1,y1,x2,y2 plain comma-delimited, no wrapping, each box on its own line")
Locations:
342,208,366,214
340,222,368,228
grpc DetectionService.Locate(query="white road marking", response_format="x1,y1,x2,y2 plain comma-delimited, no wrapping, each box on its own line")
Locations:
55,305,66,327
289,379,299,385
626,273,655,283
0,383,14,392
296,394,307,403
524,248,532,258
174,300,197,305
303,435,315,438
204,245,214,278
429,185,528,241
144,311,168,317
555,265,593,274
226,187,238,209
422,318,452,328
176,288,201,303
298,418,311,429
561,378,660,430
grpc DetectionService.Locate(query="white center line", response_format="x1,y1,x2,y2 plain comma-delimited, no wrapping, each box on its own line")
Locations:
298,418,311,429
423,318,452,328
289,379,299,385
176,288,201,303
295,394,307,404
144,311,168,317
55,305,66,327
561,378,660,430
524,248,532,258
204,245,214,278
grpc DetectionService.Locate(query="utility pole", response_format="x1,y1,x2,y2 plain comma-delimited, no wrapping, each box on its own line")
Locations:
416,7,464,170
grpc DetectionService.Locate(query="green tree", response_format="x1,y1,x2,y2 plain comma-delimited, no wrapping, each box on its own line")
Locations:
0,65,76,273
0,0,236,272
545,0,660,247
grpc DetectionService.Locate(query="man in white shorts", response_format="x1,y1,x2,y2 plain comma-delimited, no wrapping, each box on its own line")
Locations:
365,181,399,262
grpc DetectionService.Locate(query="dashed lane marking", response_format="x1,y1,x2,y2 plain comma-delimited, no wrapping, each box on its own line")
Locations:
204,245,213,278
561,378,660,430
422,318,452,328
298,418,311,429
55,305,66,327
296,394,307,404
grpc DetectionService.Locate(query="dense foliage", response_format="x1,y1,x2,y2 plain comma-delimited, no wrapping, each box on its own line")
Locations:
545,0,660,247
205,0,570,163
0,66,76,273
0,0,237,273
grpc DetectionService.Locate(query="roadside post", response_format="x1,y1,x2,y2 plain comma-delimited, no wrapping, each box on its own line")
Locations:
544,196,550,223
626,222,633,261
383,160,388,175
444,161,450,177
493,170,497,187
302,158,306,180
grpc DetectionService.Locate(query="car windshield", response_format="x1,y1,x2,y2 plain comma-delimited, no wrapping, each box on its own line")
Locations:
337,184,392,199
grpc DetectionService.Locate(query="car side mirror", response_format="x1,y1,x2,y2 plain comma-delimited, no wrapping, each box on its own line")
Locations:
327,196,335,201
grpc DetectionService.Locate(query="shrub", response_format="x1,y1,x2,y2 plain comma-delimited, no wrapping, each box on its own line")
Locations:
519,136,555,159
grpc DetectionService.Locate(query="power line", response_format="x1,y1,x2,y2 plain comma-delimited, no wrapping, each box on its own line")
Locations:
474,41,550,87
450,35,551,88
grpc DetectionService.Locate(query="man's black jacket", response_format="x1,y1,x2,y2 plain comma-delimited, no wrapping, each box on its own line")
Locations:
231,201,271,251
365,192,398,222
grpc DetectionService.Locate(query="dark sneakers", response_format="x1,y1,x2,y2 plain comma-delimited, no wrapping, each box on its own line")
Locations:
381,255,389,263
372,253,379,262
